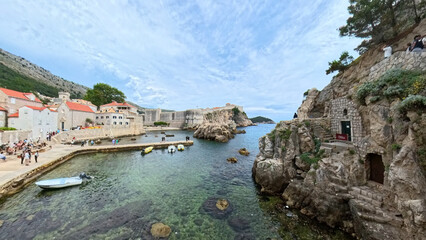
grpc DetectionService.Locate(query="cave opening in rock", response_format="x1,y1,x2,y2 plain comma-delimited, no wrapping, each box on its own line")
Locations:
366,153,385,184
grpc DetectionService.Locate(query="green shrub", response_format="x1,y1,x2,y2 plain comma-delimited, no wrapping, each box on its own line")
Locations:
391,143,402,152
356,69,426,105
267,129,276,142
349,149,355,155
369,95,381,103
397,95,426,113
154,121,168,126
232,107,240,115
0,127,17,131
278,128,292,141
303,89,309,97
303,120,311,127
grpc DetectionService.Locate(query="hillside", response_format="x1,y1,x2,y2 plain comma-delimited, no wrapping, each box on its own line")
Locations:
0,48,88,99
250,116,275,124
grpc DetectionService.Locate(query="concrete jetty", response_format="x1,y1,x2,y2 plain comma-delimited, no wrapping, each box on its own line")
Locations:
0,140,193,199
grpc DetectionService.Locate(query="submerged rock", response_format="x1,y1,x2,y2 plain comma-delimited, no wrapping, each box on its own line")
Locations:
228,217,251,232
201,197,233,219
151,222,171,238
238,148,250,156
216,199,229,210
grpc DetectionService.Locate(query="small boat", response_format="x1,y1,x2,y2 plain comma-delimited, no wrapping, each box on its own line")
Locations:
168,145,176,153
35,173,93,189
142,146,154,154
177,144,185,151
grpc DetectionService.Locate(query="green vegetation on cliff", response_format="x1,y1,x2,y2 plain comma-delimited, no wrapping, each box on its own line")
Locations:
250,116,274,123
0,62,59,97
356,69,426,113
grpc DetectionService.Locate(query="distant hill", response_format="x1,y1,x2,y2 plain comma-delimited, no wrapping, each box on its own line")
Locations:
0,48,88,99
250,116,275,124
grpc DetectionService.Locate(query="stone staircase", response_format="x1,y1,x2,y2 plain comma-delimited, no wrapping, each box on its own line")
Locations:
311,122,333,141
349,184,404,228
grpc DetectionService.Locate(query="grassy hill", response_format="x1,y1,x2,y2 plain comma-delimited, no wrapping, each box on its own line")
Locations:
0,62,59,98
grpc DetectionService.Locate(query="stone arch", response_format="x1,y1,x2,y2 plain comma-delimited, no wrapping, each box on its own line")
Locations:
365,153,385,184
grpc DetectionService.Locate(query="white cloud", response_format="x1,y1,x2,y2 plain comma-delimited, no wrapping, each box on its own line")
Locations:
0,0,361,121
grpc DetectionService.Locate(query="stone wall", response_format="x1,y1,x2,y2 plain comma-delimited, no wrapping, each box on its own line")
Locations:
51,125,145,143
330,98,363,144
368,51,426,82
0,130,32,144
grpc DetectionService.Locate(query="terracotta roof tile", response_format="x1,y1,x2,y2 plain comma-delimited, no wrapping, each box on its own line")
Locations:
0,88,42,102
0,106,6,111
24,105,46,111
66,102,94,113
8,112,19,118
100,101,135,108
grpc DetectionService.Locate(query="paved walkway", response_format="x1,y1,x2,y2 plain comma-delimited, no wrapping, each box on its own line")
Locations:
0,140,193,188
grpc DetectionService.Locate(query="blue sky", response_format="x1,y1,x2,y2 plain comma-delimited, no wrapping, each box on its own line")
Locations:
0,0,361,121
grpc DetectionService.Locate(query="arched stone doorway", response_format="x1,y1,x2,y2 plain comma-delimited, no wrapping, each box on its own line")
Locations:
366,154,385,184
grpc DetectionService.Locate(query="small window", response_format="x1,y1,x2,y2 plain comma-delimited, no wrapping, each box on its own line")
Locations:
96,116,99,119
119,122,122,125
343,109,348,116
106,116,109,119
113,122,117,125
113,116,117,119
119,116,122,119
10,98,16,104
101,116,104,119
126,122,129,125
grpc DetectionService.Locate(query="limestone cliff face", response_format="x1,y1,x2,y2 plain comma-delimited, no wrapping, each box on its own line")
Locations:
193,108,253,142
254,19,426,240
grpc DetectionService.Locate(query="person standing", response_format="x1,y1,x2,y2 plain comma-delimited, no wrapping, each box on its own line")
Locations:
34,151,39,163
411,34,425,52
24,151,30,166
382,45,392,58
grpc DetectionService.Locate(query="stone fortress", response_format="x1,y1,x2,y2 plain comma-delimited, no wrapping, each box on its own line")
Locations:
143,103,244,128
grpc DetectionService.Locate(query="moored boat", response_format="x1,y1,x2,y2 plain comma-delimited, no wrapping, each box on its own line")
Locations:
35,173,93,189
177,144,184,151
142,146,154,154
168,145,176,153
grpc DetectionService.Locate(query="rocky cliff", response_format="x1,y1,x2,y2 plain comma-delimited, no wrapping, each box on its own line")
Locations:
193,107,253,142
253,19,426,239
0,48,88,98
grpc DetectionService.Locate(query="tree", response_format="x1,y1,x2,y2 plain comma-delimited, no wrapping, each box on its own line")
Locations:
326,51,354,75
83,83,126,107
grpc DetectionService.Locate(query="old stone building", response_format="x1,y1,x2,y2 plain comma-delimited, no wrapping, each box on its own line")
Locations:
329,97,363,143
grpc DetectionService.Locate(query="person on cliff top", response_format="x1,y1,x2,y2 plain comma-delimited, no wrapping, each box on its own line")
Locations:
410,34,426,52
293,113,298,119
382,45,392,58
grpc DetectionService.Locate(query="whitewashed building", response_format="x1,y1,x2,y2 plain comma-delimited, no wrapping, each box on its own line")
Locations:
95,107,129,126
0,87,44,114
57,101,95,130
8,106,58,139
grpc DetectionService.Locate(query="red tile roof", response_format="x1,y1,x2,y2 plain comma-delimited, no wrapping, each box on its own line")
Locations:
0,106,6,111
101,101,135,108
8,112,19,118
66,102,94,113
24,105,46,111
0,88,42,103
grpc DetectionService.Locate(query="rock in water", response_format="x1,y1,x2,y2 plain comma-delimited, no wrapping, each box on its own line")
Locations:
201,197,233,219
216,199,229,210
151,222,171,238
238,148,250,156
227,157,238,163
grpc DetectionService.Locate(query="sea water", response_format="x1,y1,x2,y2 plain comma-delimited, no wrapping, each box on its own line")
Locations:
0,125,352,239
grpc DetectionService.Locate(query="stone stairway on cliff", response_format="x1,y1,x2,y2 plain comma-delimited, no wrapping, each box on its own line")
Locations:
348,182,404,228
311,122,334,141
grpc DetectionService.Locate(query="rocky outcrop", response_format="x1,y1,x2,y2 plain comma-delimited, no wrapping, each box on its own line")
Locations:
193,108,253,142
252,19,426,238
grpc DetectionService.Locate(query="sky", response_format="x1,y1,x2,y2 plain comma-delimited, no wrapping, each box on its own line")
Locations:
0,0,362,122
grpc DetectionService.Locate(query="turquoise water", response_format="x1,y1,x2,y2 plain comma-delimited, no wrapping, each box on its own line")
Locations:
0,125,352,239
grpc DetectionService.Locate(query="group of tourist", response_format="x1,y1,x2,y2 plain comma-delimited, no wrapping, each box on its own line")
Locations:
0,138,45,166
382,33,426,58
19,149,39,166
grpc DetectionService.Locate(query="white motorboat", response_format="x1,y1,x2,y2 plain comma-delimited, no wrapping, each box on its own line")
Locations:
35,173,93,189
177,144,184,151
168,145,176,153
